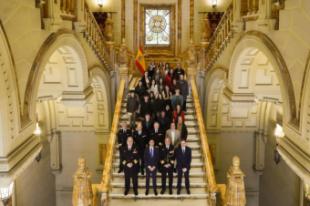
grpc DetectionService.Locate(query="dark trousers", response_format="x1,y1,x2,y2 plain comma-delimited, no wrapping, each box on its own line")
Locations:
183,96,187,111
161,168,173,192
124,169,138,194
177,169,190,191
118,149,123,172
145,170,157,192
138,150,145,173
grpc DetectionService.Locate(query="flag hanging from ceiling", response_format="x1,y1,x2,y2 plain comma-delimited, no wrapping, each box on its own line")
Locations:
135,47,146,75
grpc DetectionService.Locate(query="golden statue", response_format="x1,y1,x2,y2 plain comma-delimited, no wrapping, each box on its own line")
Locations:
225,156,246,206
72,158,93,206
118,38,128,65
104,13,113,41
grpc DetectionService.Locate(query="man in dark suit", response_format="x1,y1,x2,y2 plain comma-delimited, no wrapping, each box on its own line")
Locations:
175,139,192,195
133,121,147,175
126,90,140,128
157,110,171,133
121,136,140,196
144,139,159,196
140,95,152,118
178,75,189,111
117,122,131,173
160,137,175,195
150,122,164,147
173,63,185,80
142,114,153,135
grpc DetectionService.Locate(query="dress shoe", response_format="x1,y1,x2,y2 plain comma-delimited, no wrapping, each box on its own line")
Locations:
145,191,149,196
134,192,138,196
118,169,123,173
124,190,129,196
154,190,158,196
186,189,191,195
160,189,165,195
177,190,181,195
169,190,173,195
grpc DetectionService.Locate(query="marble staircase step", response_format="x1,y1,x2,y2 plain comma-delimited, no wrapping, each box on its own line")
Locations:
110,186,207,195
109,193,208,200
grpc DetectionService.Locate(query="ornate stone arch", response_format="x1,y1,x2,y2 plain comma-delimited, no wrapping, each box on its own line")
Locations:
229,31,297,125
89,66,112,131
204,66,228,131
0,21,20,155
23,30,89,127
299,51,310,148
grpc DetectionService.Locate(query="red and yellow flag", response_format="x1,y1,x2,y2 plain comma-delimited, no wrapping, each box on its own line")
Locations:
135,47,146,75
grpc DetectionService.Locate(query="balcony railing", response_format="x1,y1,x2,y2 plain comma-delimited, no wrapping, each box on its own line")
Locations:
83,3,113,71
205,4,234,71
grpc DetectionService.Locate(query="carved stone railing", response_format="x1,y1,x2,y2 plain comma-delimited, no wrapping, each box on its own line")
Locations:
99,78,126,204
40,0,115,71
188,71,218,203
205,4,234,71
59,0,77,20
204,0,283,71
83,3,113,71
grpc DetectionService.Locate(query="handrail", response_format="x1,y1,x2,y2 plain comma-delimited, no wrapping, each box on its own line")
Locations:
205,4,233,71
100,79,126,192
83,3,113,70
190,78,218,193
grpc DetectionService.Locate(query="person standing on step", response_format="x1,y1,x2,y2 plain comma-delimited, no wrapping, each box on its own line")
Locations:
126,90,140,129
121,136,139,196
140,94,152,118
166,122,181,147
133,121,147,175
144,138,159,196
173,63,185,80
176,116,188,141
142,113,153,136
117,122,131,173
160,136,175,195
171,88,184,110
150,122,164,147
179,74,189,111
175,139,192,195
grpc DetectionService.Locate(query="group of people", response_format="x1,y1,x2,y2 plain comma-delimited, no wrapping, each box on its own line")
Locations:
118,62,192,196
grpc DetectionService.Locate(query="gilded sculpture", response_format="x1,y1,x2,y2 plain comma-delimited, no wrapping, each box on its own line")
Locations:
225,156,246,206
72,158,93,206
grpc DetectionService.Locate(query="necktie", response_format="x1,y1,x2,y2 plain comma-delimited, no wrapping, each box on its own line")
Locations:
150,148,154,157
182,148,185,154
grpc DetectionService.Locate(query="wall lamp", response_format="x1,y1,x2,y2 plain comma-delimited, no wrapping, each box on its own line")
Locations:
211,0,217,8
274,123,284,164
97,0,105,7
0,182,14,206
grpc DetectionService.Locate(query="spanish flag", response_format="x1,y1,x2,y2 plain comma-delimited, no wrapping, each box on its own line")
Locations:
135,47,146,75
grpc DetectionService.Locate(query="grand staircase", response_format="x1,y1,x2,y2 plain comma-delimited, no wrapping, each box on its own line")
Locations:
107,85,209,206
